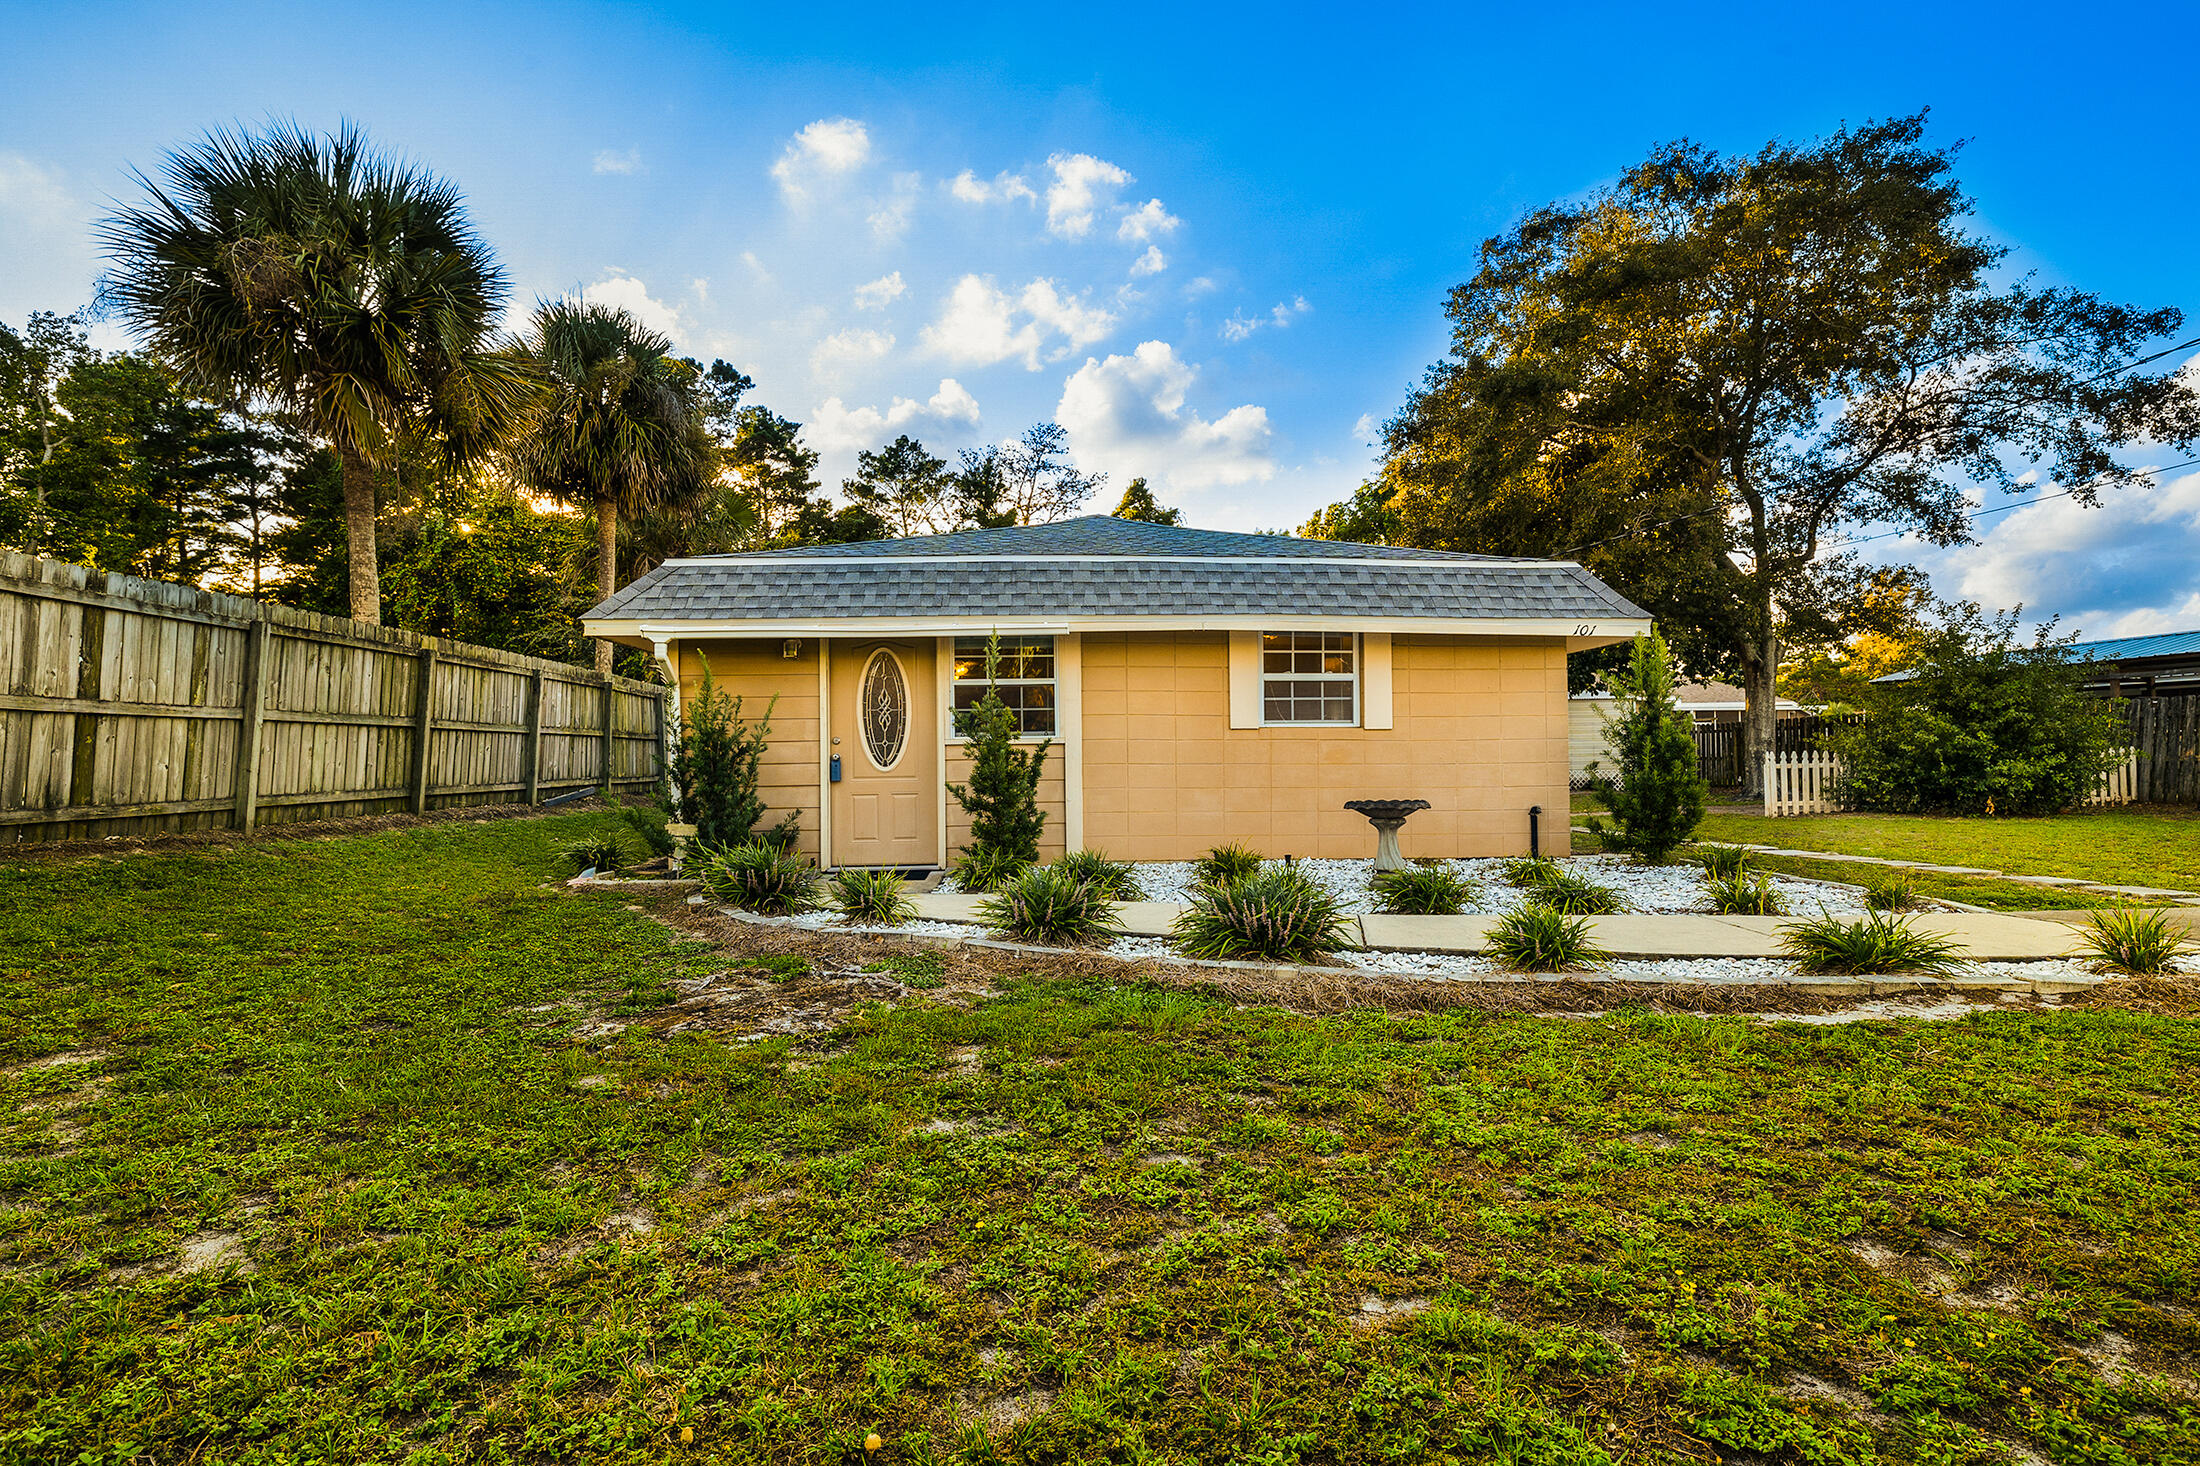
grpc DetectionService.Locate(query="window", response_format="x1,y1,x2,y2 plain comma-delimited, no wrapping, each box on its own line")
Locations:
1262,631,1357,724
859,649,908,768
952,635,1056,737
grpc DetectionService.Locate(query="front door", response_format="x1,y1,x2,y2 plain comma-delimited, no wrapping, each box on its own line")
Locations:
829,640,938,868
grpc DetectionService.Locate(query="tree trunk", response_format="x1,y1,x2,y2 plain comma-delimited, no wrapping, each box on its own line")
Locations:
594,493,618,676
338,446,381,625
1737,581,1780,797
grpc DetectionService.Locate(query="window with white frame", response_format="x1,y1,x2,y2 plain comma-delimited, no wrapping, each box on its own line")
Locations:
952,635,1057,737
1262,631,1357,724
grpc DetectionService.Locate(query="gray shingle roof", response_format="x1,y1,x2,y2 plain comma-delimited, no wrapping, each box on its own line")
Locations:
585,517,1648,626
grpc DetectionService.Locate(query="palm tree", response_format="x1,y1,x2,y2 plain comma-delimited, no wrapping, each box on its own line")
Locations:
511,300,712,673
98,122,526,624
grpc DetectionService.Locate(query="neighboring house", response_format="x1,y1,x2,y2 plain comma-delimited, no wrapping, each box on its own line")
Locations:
582,517,1649,868
1567,682,1805,783
1870,629,2200,697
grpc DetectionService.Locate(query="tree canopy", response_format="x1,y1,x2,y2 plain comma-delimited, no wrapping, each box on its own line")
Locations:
1313,113,2200,776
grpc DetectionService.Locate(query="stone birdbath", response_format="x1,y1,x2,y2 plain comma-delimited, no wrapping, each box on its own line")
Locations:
1343,799,1431,872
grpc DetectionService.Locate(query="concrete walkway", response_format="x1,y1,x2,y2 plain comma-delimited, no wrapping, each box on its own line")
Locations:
1687,838,2200,906
908,894,2092,960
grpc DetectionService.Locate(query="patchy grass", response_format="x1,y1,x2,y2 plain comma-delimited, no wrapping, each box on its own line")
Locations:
1695,807,2200,892
4,815,2200,1464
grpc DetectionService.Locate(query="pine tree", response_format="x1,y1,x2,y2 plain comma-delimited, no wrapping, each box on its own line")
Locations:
680,656,779,848
1585,627,1707,862
945,635,1051,866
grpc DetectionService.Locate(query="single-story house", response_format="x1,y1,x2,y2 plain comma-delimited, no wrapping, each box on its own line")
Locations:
1567,682,1806,783
582,517,1649,868
1870,629,2200,698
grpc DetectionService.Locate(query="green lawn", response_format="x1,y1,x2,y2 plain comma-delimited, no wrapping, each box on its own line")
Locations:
5,816,2200,1464
1693,808,2200,893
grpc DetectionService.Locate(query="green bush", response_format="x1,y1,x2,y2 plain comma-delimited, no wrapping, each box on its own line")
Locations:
677,656,782,848
1583,627,1707,862
832,868,916,926
694,842,823,916
1051,849,1144,901
1777,912,1965,975
952,846,1032,893
1523,870,1628,915
2078,907,2195,976
1696,845,1752,880
1484,906,1607,971
1193,842,1264,889
978,864,1126,946
1706,870,1786,916
1172,867,1357,963
560,834,628,875
1830,603,2130,815
1371,865,1478,915
1497,855,1563,889
946,634,1051,872
621,804,674,858
1863,870,1922,912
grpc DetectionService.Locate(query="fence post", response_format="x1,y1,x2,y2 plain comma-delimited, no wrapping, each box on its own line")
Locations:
522,669,545,805
231,618,271,831
1761,751,1773,817
600,676,616,791
408,646,439,815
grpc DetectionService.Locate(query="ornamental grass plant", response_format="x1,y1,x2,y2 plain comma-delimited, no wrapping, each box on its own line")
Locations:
695,842,824,916
1050,849,1145,901
2078,907,2195,976
1777,912,1965,976
1483,906,1608,972
1192,843,1265,889
1371,865,1478,916
832,868,917,926
1172,867,1357,963
977,864,1127,946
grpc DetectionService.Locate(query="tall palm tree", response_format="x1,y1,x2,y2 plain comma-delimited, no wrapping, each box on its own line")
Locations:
511,300,712,673
98,122,526,624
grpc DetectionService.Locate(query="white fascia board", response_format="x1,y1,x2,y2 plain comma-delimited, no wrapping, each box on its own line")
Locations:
652,553,1586,570
586,614,1652,645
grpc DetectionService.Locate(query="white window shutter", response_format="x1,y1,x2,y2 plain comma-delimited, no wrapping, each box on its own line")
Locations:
1228,630,1262,729
1361,633,1393,729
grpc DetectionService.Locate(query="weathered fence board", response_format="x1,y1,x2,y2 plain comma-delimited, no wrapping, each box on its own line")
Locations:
0,551,667,843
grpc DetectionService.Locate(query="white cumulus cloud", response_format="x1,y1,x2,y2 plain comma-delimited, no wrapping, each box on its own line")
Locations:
1221,296,1311,343
920,274,1116,371
771,117,871,201
578,270,686,346
1057,340,1275,490
1129,246,1167,278
853,271,907,309
948,169,1036,206
868,171,922,242
1044,152,1131,239
1117,198,1179,243
812,378,983,452
1916,466,2200,638
811,327,895,376
591,148,643,175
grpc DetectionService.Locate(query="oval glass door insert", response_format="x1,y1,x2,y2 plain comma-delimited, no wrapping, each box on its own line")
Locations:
860,650,908,770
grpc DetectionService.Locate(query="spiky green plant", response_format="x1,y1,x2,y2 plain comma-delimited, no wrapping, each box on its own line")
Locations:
2077,907,2195,976
1050,849,1145,901
832,868,916,926
1863,870,1923,912
1371,865,1478,916
952,846,1032,894
1523,870,1628,916
1497,855,1563,889
560,834,628,875
977,864,1127,946
694,842,823,916
1172,867,1357,963
1483,906,1607,972
1192,843,1265,889
1706,870,1786,916
1696,845,1752,880
1777,912,1965,976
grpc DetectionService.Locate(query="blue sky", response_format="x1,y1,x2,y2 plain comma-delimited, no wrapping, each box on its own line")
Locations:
4,0,2196,636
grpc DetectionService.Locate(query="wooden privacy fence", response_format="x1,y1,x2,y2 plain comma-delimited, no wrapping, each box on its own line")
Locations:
1762,748,2144,817
1,551,668,844
2121,694,2200,805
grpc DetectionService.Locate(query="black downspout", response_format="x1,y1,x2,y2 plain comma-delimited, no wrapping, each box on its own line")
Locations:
1529,805,1542,858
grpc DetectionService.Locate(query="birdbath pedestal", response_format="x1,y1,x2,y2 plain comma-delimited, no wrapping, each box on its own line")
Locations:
1342,799,1431,872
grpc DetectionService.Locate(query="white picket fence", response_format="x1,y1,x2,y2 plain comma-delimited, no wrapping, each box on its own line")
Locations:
1760,749,2140,817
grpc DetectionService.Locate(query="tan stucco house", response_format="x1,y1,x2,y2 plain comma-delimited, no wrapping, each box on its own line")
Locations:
582,517,1649,868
